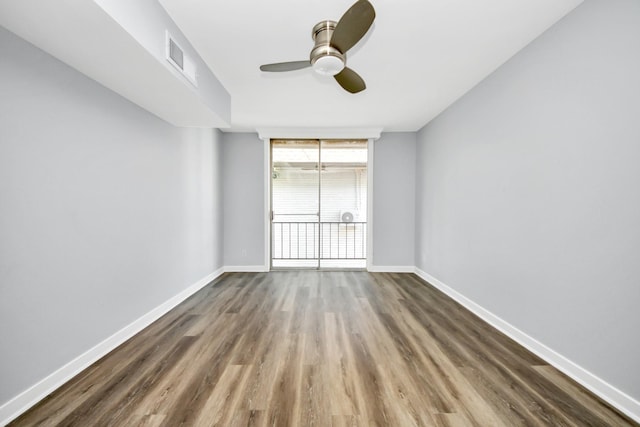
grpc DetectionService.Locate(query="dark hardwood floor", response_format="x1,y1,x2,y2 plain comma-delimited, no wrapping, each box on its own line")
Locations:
10,272,636,426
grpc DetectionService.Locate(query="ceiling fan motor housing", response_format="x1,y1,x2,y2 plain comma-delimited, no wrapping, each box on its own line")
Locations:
310,20,345,76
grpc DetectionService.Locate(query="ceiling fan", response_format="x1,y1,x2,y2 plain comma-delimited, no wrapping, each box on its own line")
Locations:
259,0,375,94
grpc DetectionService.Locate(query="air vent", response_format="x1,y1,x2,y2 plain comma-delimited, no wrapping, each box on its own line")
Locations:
166,31,197,87
168,38,184,69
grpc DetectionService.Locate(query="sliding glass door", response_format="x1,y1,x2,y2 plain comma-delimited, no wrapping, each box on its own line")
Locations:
271,139,367,269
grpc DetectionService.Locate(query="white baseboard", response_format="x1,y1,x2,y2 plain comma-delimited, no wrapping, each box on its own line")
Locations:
224,265,269,272
0,267,224,427
4,267,637,425
413,268,640,424
367,265,416,273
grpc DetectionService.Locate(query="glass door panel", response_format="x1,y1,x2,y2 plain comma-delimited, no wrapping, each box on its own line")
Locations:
271,140,319,268
319,140,367,269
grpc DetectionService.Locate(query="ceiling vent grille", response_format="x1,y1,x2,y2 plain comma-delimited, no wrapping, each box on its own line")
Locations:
166,31,197,87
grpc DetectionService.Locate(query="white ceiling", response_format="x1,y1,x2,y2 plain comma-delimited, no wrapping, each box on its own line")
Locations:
159,0,582,131
0,0,230,128
1,0,582,132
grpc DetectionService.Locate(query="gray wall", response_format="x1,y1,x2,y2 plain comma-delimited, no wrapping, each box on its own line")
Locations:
222,133,266,267
372,133,416,267
415,0,640,400
0,27,224,406
221,133,417,269
93,0,230,123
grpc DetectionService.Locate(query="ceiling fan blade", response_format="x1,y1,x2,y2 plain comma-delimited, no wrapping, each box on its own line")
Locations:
330,0,375,54
260,60,311,72
334,67,366,93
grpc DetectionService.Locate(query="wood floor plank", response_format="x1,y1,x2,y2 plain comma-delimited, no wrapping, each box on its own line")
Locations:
9,272,637,427
120,313,239,420
433,412,474,427
264,332,305,426
93,335,199,426
237,313,290,411
297,363,332,426
324,312,359,417
532,365,633,426
458,365,564,426
126,413,166,427
192,364,252,427
158,331,244,426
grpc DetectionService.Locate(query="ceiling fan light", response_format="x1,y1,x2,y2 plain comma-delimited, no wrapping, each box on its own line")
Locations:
312,55,345,76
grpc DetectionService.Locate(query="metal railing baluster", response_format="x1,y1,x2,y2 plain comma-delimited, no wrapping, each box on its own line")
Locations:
271,221,367,261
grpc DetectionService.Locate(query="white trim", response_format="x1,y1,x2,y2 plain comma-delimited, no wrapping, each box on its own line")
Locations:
224,265,269,273
4,267,637,424
367,265,415,273
259,132,376,272
413,268,640,424
0,268,224,426
262,136,271,271
257,127,382,141
366,138,374,271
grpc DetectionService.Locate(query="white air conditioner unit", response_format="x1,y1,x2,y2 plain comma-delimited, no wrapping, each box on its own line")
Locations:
166,31,197,87
341,211,354,223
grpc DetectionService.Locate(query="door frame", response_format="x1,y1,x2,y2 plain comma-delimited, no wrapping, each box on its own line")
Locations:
259,128,381,272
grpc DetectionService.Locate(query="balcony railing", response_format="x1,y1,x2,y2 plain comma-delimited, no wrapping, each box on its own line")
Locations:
272,221,367,260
